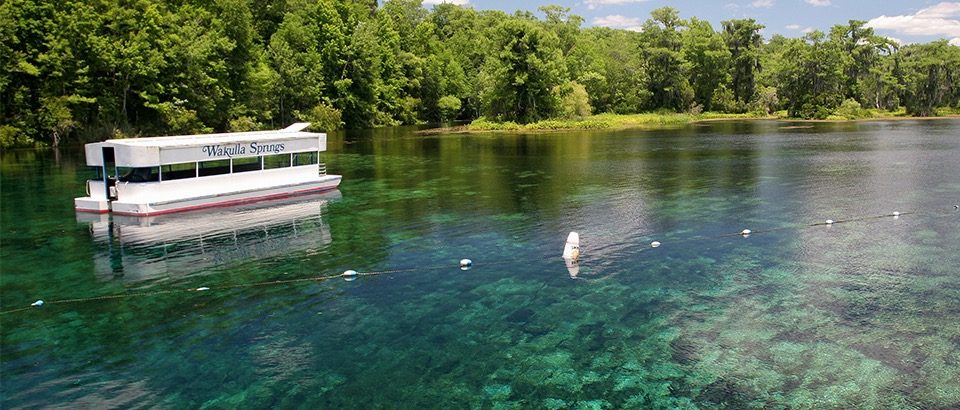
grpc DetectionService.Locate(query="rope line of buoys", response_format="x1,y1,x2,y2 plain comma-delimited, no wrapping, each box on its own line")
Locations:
2,207,955,315
0,263,471,315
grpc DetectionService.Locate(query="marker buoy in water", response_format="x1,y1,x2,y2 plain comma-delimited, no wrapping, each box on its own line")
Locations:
741,229,752,236
31,300,44,307
562,232,580,261
651,241,661,248
459,259,473,271
565,258,580,279
825,219,834,225
343,270,358,281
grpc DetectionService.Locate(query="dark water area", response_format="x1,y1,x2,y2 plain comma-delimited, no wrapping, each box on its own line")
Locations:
2,120,959,408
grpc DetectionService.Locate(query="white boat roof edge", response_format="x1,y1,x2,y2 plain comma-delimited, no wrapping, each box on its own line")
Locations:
84,123,327,167
99,127,322,148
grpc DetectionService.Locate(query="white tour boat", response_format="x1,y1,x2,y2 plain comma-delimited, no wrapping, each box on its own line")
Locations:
74,123,341,216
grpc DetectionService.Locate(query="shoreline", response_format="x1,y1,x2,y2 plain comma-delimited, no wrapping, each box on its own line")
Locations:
416,113,960,135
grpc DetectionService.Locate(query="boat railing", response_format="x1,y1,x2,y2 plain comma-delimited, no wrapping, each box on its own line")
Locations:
318,163,327,176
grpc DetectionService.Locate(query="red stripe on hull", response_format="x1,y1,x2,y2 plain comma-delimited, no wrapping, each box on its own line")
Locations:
111,185,339,217
75,208,110,214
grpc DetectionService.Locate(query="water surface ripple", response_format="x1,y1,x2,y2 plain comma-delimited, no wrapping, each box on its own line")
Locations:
2,120,959,408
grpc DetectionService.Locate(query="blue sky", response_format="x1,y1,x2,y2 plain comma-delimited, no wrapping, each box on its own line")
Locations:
418,0,960,46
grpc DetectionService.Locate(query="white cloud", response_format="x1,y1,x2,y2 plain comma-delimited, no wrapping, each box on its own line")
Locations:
593,15,643,32
751,0,774,8
951,37,960,46
421,0,469,5
584,0,649,10
866,2,960,38
885,36,904,45
785,24,814,33
805,0,831,6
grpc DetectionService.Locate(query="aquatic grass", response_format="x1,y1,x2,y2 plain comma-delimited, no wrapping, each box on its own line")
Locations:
464,113,768,133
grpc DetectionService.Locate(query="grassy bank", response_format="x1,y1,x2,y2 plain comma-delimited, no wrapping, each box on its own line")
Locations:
417,108,960,135
417,112,768,134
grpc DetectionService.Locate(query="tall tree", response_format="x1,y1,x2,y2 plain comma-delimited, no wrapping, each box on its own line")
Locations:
829,20,892,104
682,18,730,111
577,27,648,114
775,31,844,118
639,7,692,111
899,40,960,116
539,6,585,79
268,0,347,124
481,17,566,123
721,18,764,109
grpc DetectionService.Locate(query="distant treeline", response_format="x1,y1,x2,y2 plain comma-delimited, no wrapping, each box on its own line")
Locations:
3,0,960,147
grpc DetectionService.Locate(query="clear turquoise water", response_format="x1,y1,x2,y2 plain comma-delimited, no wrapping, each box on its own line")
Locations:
2,120,959,408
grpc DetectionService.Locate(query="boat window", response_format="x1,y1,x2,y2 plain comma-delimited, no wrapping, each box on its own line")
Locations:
198,159,231,177
293,151,318,166
117,167,160,183
233,156,262,173
263,153,291,169
161,163,196,180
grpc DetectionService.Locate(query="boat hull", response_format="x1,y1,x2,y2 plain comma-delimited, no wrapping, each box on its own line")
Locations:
76,175,341,216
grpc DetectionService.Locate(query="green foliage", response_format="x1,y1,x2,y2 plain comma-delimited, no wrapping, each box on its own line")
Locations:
481,18,566,123
554,81,592,118
228,116,263,132
38,95,93,147
469,117,521,131
0,125,33,149
710,85,736,113
775,32,845,118
899,41,960,116
830,20,893,105
683,18,730,111
577,28,648,114
145,99,210,135
640,7,693,112
524,119,608,130
468,116,608,131
2,0,958,147
833,98,867,119
437,95,462,122
751,86,779,114
295,102,344,132
722,19,764,108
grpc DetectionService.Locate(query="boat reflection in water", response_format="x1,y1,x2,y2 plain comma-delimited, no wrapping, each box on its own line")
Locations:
77,190,341,282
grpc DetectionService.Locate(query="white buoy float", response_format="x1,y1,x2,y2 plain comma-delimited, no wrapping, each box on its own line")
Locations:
195,287,210,291
31,300,44,307
892,211,901,217
343,270,358,281
562,232,580,261
459,259,473,271
741,229,752,236
651,241,661,248
565,258,580,279
825,219,834,225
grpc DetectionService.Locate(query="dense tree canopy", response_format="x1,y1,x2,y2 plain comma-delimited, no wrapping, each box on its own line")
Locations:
2,1,959,148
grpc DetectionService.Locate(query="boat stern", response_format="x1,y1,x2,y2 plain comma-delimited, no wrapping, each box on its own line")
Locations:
75,197,110,213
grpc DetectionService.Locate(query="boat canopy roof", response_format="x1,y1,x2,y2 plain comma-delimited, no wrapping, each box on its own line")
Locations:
85,123,327,167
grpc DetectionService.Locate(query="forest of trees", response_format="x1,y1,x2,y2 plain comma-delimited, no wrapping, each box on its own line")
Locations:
2,0,960,148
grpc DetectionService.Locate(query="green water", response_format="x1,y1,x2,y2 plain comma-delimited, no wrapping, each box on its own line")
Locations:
2,120,959,408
